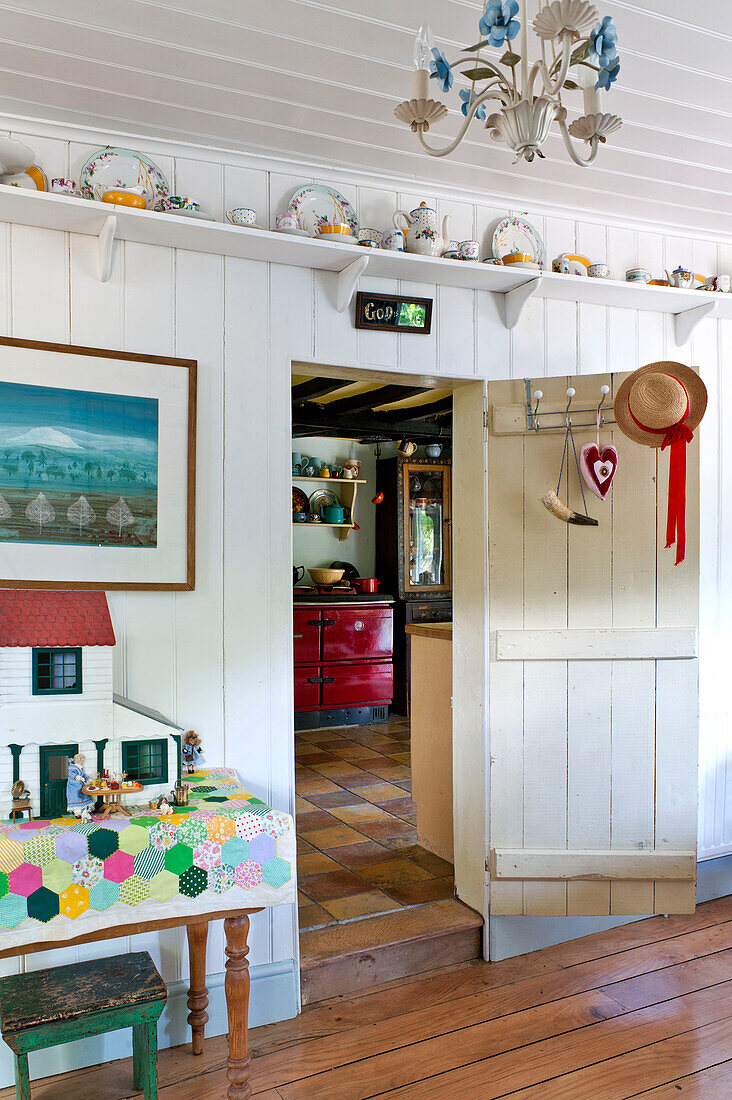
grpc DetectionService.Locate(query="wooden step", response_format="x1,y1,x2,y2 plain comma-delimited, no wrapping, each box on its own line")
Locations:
299,898,483,1004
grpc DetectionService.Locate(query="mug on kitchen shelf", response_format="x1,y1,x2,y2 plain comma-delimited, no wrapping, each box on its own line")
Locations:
383,230,405,252
51,178,77,195
275,211,299,231
459,240,480,261
226,207,257,226
588,263,610,279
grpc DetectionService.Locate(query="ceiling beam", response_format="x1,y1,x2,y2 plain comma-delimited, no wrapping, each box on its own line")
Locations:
292,406,451,441
324,384,427,416
291,379,349,405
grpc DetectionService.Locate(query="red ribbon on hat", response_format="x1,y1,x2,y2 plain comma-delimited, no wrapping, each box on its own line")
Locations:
628,379,692,565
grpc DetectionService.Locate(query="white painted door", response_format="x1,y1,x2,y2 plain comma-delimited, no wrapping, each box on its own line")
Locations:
487,373,700,916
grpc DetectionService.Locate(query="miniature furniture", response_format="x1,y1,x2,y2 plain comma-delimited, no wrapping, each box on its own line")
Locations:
375,456,452,713
82,780,143,818
8,802,31,824
293,599,394,729
0,952,167,1100
0,767,295,1099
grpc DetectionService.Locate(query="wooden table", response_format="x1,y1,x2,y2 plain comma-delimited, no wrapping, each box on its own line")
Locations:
0,908,262,1100
82,783,144,819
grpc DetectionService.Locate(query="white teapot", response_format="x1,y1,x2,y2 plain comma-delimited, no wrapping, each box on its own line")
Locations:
393,202,451,257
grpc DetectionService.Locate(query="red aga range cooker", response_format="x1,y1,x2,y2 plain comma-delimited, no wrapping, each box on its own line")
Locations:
293,597,394,730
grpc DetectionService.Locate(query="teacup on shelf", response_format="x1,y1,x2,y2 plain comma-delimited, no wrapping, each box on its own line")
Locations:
502,251,532,266
459,240,480,261
626,267,651,284
358,227,382,246
226,207,257,226
51,178,77,195
275,211,299,231
317,222,352,239
588,263,610,279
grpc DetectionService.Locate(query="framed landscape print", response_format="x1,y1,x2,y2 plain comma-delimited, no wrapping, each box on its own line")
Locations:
0,337,196,590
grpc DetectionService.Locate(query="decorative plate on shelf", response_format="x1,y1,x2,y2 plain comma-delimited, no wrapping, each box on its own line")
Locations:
492,216,546,269
292,486,309,515
309,487,339,519
287,184,359,238
79,147,171,207
275,226,310,237
0,137,34,177
165,207,216,221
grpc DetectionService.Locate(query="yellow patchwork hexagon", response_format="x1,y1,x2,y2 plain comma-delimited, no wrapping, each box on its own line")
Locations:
117,826,150,856
58,884,89,919
42,858,73,894
0,838,25,873
207,816,236,844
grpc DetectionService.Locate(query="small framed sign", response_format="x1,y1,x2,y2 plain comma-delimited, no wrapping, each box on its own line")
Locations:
355,292,433,335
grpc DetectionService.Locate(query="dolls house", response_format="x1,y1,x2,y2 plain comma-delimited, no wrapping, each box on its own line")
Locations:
0,590,182,818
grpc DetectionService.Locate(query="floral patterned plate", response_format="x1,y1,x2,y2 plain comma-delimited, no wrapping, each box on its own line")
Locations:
287,184,359,239
292,486,309,515
492,216,546,270
79,147,171,208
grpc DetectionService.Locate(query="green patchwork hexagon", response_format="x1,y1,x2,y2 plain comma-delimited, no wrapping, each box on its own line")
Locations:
178,866,207,898
164,843,193,875
261,857,291,888
118,826,150,857
87,829,119,861
89,880,119,911
148,870,179,902
23,835,56,867
42,858,73,894
0,871,8,900
177,818,208,846
134,846,165,880
118,875,150,906
130,816,160,828
221,839,249,866
0,893,27,927
27,887,60,923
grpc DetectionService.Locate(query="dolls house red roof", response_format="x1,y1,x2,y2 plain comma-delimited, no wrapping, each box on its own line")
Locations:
0,590,116,647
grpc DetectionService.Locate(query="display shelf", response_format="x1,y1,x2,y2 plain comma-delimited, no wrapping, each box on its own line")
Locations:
1,185,729,342
293,522,354,529
292,475,367,484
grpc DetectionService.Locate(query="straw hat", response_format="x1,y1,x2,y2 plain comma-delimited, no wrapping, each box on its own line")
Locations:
614,361,707,447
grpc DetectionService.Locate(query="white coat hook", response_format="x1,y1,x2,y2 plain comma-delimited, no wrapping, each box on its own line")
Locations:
565,386,575,427
532,389,543,431
597,384,610,423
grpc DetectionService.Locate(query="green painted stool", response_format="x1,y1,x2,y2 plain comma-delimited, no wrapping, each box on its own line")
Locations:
0,951,167,1099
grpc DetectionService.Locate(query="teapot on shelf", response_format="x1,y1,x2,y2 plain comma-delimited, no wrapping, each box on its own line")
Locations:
665,265,702,289
393,202,451,257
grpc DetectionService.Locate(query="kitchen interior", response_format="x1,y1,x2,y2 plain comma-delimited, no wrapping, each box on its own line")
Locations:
292,372,481,1001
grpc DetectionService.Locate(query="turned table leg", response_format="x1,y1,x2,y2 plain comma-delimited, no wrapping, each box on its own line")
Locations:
224,914,252,1100
186,921,210,1055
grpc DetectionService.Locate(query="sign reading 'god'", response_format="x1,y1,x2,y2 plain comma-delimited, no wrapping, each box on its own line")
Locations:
355,292,433,335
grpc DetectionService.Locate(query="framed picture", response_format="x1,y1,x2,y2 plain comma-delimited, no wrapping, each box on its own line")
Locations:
355,292,433,334
0,337,196,590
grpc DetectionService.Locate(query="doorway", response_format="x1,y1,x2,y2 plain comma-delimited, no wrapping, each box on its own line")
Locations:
290,365,488,1001
40,744,77,818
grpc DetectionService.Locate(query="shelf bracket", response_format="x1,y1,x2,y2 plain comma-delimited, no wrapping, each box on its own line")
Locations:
97,214,117,283
674,300,718,346
501,277,541,330
336,255,369,313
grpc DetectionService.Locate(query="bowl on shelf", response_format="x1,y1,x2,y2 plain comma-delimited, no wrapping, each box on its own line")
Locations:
308,567,345,585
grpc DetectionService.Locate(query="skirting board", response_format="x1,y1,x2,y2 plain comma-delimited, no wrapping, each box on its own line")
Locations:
490,849,696,881
494,628,698,661
0,959,298,1089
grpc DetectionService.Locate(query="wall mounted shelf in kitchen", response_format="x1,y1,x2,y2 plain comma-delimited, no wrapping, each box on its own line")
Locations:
293,474,363,540
1,186,728,344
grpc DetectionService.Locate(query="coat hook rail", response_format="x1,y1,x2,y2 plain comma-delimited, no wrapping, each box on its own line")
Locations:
524,378,617,432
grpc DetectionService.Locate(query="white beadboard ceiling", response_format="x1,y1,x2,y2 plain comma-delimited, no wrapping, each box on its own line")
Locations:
0,0,730,234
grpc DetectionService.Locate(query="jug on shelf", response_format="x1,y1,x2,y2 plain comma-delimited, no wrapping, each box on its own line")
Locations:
393,202,451,258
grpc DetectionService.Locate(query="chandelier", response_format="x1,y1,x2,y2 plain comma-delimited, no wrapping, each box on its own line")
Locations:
395,0,622,167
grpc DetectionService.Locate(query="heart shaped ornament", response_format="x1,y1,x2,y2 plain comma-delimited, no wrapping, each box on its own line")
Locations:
580,443,618,501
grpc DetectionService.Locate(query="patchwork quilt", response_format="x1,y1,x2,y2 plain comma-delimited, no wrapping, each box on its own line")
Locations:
0,768,295,950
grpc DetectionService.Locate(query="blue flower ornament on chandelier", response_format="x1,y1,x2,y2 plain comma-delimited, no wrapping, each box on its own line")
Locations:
395,1,623,166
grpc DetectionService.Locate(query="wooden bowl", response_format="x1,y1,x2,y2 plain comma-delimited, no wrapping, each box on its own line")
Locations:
308,567,345,585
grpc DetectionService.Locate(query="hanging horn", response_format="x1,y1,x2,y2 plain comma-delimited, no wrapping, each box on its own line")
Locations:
540,489,598,526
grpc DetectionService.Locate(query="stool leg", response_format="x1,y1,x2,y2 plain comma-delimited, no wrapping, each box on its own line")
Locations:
133,1023,144,1090
145,1021,159,1100
14,1053,30,1100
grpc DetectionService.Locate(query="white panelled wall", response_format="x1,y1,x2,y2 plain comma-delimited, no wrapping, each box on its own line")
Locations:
0,114,730,1081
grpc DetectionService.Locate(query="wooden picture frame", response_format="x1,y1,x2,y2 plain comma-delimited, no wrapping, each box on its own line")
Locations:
355,292,433,334
0,336,196,590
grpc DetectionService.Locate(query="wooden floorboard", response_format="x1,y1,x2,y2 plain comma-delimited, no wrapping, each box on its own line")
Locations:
2,897,732,1100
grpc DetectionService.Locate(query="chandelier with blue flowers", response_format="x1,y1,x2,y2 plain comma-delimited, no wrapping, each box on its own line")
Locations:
395,0,622,167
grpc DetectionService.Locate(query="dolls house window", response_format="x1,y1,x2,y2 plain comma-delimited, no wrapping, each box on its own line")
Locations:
122,739,168,785
32,647,83,695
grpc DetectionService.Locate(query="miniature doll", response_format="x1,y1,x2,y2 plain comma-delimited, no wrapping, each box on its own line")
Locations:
181,730,205,774
66,753,94,818
157,795,173,815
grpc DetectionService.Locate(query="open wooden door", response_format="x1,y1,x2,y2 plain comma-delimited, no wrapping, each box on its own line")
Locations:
487,373,699,916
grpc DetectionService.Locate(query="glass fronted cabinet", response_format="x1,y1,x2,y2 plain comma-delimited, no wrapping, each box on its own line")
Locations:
401,462,451,596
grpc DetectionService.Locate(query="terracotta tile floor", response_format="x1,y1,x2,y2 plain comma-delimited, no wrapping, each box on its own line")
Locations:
296,717,454,929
